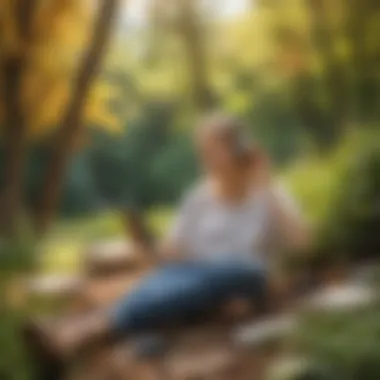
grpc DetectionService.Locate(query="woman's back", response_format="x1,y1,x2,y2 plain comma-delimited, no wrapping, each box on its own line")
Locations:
170,181,301,266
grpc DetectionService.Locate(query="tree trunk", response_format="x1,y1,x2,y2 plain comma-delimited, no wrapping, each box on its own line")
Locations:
308,0,348,141
177,0,214,111
0,60,26,236
0,0,36,236
34,0,120,235
122,207,155,255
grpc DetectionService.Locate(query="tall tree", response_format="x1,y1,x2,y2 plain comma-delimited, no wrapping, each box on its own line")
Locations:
35,0,120,235
0,0,37,234
0,0,120,236
307,0,348,137
175,0,214,110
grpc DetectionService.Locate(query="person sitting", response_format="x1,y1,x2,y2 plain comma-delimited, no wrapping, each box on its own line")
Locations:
25,113,311,378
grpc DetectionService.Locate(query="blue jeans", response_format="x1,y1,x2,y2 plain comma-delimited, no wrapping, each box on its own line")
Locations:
111,261,267,335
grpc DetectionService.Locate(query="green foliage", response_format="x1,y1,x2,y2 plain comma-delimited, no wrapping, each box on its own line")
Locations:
0,240,37,380
267,358,337,380
88,102,182,209
60,153,100,217
327,137,380,260
0,227,36,280
292,302,380,380
0,308,32,380
283,129,380,262
40,208,173,275
246,89,308,165
151,132,198,203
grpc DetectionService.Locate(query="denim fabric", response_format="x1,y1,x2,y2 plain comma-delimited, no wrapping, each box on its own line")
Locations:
111,261,267,335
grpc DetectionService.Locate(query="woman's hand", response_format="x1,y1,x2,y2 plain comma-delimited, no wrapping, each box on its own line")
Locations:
251,149,273,190
157,240,184,264
267,186,312,253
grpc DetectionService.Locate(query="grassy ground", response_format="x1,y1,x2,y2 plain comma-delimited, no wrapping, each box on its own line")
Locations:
39,207,173,274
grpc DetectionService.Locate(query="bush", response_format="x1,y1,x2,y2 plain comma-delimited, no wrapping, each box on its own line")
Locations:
327,138,380,261
0,308,33,380
291,301,380,380
0,241,37,380
283,129,380,264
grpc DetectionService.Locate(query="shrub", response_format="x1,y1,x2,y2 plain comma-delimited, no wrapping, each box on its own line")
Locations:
0,240,36,380
283,129,380,264
292,301,380,380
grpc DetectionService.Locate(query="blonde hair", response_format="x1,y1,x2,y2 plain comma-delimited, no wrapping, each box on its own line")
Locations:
197,113,255,164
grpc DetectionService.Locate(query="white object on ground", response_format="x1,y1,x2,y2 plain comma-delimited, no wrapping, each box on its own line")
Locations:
26,274,83,297
234,314,298,346
85,240,142,275
301,283,377,312
234,282,378,347
87,239,134,261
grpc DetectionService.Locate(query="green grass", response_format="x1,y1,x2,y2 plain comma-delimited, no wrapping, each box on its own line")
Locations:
39,207,173,274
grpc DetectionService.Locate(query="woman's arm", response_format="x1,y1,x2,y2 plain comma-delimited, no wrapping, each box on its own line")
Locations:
157,188,198,263
253,152,312,253
266,185,312,253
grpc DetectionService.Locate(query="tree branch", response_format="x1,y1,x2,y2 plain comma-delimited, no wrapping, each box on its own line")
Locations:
35,0,120,235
